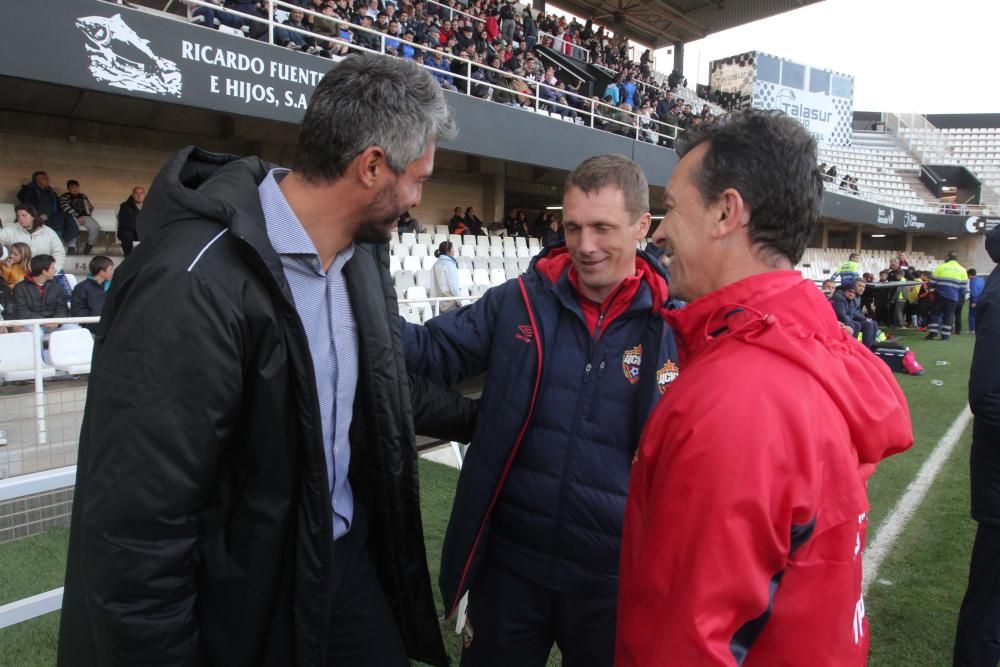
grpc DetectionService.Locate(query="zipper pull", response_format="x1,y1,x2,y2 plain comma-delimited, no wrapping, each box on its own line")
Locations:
598,358,606,377
584,362,592,383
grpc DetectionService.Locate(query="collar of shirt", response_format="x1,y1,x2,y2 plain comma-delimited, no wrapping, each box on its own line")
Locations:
259,168,354,275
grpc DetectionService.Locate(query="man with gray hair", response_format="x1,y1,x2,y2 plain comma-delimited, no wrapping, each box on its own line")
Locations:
402,154,679,665
58,53,474,666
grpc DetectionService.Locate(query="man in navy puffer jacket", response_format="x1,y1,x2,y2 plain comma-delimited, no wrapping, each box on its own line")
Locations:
402,155,679,666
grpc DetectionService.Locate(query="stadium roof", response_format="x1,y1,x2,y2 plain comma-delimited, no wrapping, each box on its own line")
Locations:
553,0,825,50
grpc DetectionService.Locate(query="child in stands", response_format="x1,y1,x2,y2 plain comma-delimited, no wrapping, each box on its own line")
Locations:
1,241,31,289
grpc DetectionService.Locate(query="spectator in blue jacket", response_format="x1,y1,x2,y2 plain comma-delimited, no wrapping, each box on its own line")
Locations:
831,280,877,347
426,52,457,90
969,268,985,333
401,154,679,666
70,255,114,332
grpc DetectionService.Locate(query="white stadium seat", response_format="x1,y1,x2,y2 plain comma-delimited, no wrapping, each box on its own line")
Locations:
488,257,504,270
414,270,436,295
0,202,16,227
460,245,476,258
433,233,448,246
449,234,464,247
490,236,503,247
528,238,540,251
470,284,488,298
402,256,422,272
0,332,56,382
410,244,428,259
490,246,504,258
476,236,490,248
502,237,516,250
475,245,491,258
472,257,489,271
405,286,427,300
400,232,416,247
472,269,491,286
515,237,528,248
456,256,474,271
435,225,450,236
517,245,530,258
392,244,409,257
393,270,415,289
399,304,422,324
489,269,506,286
417,233,433,247
421,255,437,271
503,249,518,259
389,255,402,275
48,328,94,375
517,258,530,272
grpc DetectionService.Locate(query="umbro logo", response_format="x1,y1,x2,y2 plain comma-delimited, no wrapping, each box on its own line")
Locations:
515,325,534,344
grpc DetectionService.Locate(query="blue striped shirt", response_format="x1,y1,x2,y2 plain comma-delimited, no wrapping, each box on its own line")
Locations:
259,169,357,540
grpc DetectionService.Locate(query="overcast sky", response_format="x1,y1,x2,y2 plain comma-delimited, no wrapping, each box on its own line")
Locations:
651,0,999,114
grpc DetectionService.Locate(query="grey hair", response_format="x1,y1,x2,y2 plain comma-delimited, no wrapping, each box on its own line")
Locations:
293,52,457,181
564,154,650,220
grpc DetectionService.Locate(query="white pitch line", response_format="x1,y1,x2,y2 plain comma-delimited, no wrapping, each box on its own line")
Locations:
863,404,974,593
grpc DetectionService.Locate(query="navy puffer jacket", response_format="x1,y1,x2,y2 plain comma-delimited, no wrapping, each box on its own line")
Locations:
402,245,679,615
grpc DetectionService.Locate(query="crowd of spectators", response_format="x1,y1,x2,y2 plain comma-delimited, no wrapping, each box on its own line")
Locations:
824,250,959,335
394,205,567,245
190,0,715,142
0,173,141,333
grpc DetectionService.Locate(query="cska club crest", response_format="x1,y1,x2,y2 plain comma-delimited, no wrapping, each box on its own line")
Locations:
656,360,680,394
621,345,643,384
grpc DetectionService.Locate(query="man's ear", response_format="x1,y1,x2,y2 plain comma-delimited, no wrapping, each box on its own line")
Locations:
354,146,387,189
713,187,749,239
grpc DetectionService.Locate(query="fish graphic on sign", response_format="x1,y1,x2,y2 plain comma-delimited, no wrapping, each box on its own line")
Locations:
76,14,182,97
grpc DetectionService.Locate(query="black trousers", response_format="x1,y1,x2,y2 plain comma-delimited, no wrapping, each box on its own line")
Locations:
460,560,616,667
928,297,958,339
955,298,965,334
954,522,1000,666
326,506,409,666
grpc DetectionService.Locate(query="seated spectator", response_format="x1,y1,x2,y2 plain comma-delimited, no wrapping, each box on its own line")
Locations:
274,8,316,52
17,171,74,247
192,0,266,37
1,241,31,289
397,211,422,235
831,280,877,347
71,256,114,331
820,278,837,299
0,205,66,273
117,186,144,257
504,210,528,237
432,241,461,311
58,179,102,255
463,207,485,236
353,15,381,51
448,206,470,235
541,216,564,246
12,254,68,331
426,51,458,91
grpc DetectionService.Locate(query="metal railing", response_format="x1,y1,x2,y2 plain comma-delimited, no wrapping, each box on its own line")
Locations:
537,30,590,62
184,0,686,145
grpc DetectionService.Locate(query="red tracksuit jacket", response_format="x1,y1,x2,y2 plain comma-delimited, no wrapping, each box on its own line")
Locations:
616,271,913,666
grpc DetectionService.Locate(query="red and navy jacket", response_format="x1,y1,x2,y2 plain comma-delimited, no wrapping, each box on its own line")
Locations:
401,244,679,615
